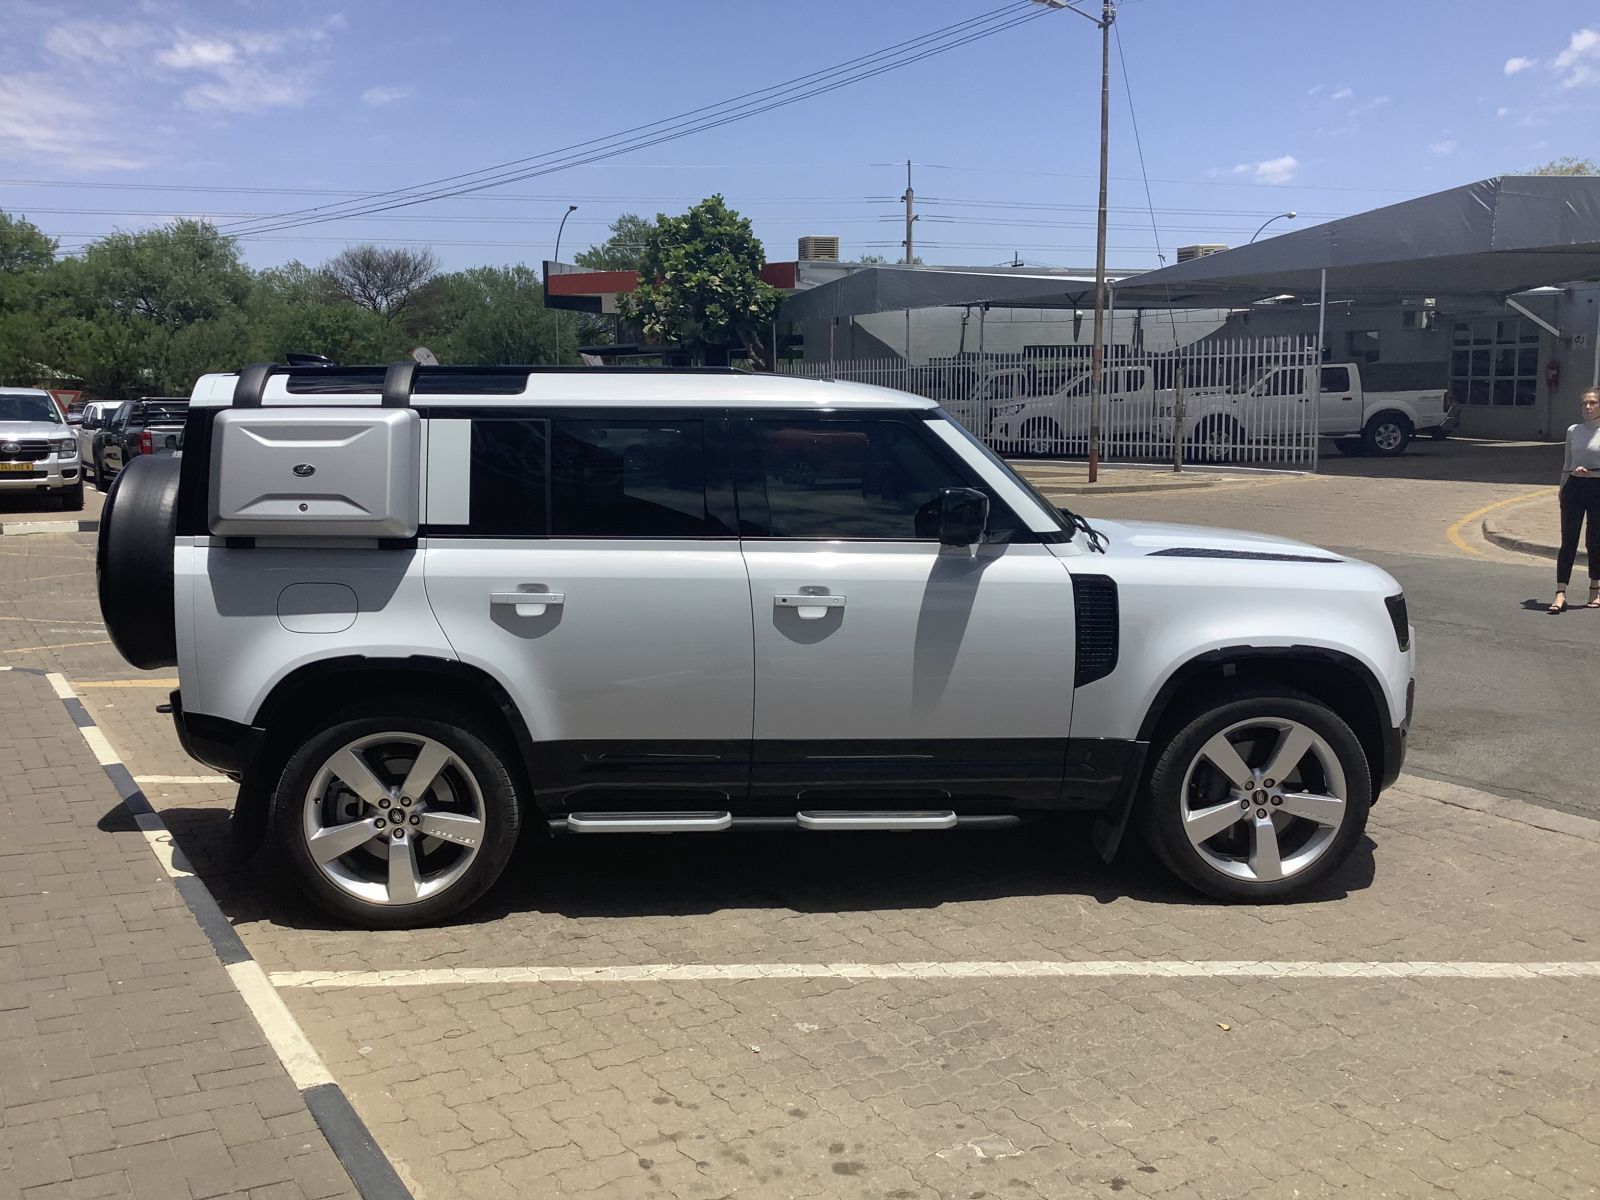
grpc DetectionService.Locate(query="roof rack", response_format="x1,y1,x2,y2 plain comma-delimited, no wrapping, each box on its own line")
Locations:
230,361,743,408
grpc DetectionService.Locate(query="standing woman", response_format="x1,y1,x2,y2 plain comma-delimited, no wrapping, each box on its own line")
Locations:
1550,388,1600,613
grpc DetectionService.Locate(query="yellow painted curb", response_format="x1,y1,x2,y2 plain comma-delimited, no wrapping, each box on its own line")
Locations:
1445,487,1555,557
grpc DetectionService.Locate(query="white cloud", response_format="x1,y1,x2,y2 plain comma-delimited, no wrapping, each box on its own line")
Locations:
1232,155,1298,185
0,73,146,170
1429,140,1458,156
1331,86,1353,100
43,20,157,63
1553,28,1600,87
158,33,236,69
1306,83,1323,97
1504,55,1536,75
361,86,413,107
1496,106,1510,117
1351,95,1390,115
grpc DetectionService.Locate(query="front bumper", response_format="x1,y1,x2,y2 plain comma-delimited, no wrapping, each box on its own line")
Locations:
0,455,80,491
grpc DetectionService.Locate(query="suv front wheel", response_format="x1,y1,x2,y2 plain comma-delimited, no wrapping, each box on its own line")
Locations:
1141,688,1371,901
272,709,522,927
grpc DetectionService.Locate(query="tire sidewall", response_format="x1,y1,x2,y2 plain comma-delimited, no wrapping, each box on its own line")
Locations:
1363,414,1411,457
271,710,523,928
1143,690,1371,901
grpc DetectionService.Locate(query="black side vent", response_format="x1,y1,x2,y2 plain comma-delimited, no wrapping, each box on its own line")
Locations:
1385,593,1410,651
1072,573,1119,687
1148,547,1342,563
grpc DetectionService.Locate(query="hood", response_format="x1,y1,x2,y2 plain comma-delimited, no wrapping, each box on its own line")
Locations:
1086,518,1344,562
0,421,70,442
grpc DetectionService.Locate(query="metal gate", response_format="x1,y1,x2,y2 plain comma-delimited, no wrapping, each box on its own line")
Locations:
776,335,1321,468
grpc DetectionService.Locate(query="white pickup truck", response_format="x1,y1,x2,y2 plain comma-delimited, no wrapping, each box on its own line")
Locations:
1174,361,1456,459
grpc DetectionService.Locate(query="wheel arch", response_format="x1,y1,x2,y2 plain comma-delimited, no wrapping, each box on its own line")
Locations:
1364,407,1414,432
1136,646,1392,799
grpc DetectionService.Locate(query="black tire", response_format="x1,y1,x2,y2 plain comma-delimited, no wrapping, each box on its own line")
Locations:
1187,416,1241,464
271,707,523,928
93,452,112,491
97,454,180,670
1021,417,1063,457
1361,412,1412,457
1333,438,1366,456
59,480,85,511
1140,687,1371,902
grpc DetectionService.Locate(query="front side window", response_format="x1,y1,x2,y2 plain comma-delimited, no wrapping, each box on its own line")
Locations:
750,418,970,540
0,394,62,423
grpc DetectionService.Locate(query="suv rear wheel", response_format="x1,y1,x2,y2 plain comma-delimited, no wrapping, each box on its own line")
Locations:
1141,688,1370,901
273,709,522,927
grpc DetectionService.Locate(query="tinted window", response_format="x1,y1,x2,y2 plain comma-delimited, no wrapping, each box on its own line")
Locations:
1320,367,1351,393
551,420,710,537
469,419,549,536
1263,369,1305,397
0,394,61,423
464,416,717,537
751,419,967,539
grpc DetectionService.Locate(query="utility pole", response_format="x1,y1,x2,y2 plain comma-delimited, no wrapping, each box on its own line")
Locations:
1088,0,1114,482
1033,0,1114,481
901,160,916,264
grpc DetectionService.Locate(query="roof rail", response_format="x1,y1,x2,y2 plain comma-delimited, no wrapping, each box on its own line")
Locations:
228,362,743,405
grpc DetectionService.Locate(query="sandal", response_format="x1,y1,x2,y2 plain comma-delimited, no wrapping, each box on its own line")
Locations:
1550,591,1569,614
1587,583,1600,609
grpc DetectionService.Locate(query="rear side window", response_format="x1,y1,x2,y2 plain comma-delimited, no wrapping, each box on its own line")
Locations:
1320,367,1351,393
460,416,722,537
748,418,968,540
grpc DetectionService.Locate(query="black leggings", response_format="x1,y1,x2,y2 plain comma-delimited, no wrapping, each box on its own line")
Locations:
1557,476,1600,587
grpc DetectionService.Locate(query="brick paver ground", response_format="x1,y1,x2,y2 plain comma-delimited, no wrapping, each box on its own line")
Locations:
4,449,1600,1199
0,668,358,1200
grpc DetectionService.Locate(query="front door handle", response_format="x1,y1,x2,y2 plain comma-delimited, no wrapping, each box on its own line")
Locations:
775,594,845,620
491,591,565,617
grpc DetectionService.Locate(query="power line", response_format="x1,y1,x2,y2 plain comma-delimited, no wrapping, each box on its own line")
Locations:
221,3,1063,240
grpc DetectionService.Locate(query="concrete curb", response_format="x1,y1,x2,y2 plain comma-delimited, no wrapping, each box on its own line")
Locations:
0,517,99,536
1481,516,1581,566
1398,772,1600,842
1041,480,1220,496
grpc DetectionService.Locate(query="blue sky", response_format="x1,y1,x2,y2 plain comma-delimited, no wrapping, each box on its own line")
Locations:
3,0,1598,274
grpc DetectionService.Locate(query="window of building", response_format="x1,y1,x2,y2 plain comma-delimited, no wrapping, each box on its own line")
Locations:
749,418,970,540
1451,319,1540,406
1344,330,1380,363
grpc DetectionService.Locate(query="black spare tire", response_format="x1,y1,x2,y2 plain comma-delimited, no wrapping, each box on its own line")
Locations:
98,454,180,670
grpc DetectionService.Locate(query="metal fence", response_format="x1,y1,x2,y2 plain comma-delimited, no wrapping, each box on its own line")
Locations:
776,335,1322,468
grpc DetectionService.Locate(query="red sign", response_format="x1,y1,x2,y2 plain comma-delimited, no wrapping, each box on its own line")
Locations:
48,389,82,414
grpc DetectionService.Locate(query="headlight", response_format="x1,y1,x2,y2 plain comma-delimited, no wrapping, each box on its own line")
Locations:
52,438,77,457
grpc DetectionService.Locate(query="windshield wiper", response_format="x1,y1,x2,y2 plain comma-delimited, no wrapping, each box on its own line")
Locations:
1061,507,1108,554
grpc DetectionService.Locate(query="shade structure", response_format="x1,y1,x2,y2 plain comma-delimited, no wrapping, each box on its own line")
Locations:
1109,175,1600,309
779,265,1110,324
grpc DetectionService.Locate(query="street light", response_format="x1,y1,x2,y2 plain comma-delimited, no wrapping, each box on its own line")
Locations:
552,204,578,362
1250,211,1297,243
1033,0,1114,481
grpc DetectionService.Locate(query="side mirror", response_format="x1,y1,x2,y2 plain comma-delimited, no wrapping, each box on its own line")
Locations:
66,412,83,426
937,487,989,547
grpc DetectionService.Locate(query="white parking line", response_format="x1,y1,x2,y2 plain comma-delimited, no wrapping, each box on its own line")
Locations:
134,775,230,784
268,960,1600,988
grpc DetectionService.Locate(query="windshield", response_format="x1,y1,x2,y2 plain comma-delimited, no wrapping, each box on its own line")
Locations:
935,413,1071,533
0,394,62,424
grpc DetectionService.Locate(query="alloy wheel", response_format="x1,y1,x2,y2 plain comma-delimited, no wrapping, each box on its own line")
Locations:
302,732,486,906
1178,717,1348,884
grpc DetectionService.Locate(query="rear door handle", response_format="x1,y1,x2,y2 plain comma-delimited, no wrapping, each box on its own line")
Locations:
491,591,565,617
775,594,845,620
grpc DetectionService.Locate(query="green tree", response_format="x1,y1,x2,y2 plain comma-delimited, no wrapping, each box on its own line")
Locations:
0,211,63,385
1528,157,1597,176
324,244,439,318
619,195,782,368
79,220,251,327
427,265,561,364
247,262,401,364
575,214,657,272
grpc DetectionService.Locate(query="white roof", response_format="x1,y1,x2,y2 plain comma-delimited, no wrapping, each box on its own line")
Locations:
188,371,935,411
0,387,52,397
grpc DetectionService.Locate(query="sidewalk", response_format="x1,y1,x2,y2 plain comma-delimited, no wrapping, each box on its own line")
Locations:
1012,461,1265,495
1481,488,1577,566
0,667,360,1200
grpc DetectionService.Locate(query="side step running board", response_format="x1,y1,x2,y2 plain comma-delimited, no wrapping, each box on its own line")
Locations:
797,810,957,831
566,811,732,833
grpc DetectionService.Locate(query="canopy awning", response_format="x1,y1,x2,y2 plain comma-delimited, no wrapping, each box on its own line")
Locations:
1108,175,1600,309
779,265,1117,324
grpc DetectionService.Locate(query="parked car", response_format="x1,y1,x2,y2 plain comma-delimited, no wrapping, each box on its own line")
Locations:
0,387,85,510
988,364,1219,457
96,363,1414,927
75,401,117,478
1169,361,1454,460
91,397,188,489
